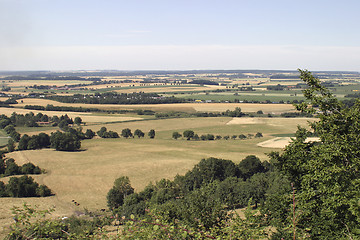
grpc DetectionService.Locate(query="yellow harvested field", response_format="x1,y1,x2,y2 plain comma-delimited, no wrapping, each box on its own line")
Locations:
113,86,211,93
257,136,320,148
227,117,312,126
13,98,296,113
3,80,88,87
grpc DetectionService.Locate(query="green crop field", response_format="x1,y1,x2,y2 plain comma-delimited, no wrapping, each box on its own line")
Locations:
0,130,10,146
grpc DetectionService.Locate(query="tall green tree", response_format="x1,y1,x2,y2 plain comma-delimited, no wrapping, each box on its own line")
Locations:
107,176,134,210
270,69,360,239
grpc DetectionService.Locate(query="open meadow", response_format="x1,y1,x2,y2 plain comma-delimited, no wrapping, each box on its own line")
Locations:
0,114,314,235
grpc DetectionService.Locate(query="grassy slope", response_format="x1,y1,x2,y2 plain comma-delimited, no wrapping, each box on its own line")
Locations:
0,116,313,236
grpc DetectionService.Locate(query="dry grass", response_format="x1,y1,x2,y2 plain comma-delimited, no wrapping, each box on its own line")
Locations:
13,98,295,113
0,116,312,237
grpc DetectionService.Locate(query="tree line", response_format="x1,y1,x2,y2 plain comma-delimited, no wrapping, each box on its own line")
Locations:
175,130,263,140
97,127,155,139
46,92,186,105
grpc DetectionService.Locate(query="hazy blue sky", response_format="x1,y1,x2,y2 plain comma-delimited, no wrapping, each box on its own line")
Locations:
1,0,360,71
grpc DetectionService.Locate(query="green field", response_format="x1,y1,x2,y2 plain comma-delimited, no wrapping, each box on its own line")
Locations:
0,130,10,146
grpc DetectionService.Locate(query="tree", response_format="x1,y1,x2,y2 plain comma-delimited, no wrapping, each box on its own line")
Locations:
97,127,107,138
148,129,155,139
172,131,182,140
74,117,82,125
27,136,40,150
7,139,15,152
6,176,39,197
183,130,194,140
206,134,215,140
121,128,133,138
193,134,200,140
269,69,360,238
238,134,247,140
38,133,50,148
238,155,264,180
85,129,96,139
50,131,81,151
107,176,134,210
134,129,145,138
18,134,30,150
255,132,263,138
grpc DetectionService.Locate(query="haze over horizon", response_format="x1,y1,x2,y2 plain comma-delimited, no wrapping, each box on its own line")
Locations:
1,0,360,72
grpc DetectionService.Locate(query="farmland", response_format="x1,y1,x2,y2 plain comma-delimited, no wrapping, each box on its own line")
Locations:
0,69,359,237
0,115,312,234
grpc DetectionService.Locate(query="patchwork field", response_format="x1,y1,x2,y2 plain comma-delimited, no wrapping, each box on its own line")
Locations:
12,98,296,114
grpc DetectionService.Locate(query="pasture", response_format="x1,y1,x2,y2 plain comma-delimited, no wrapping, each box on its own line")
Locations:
0,116,314,235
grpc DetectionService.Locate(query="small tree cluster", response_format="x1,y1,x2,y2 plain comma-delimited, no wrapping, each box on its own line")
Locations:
50,131,81,151
97,127,119,138
18,133,51,151
0,175,52,197
0,158,42,177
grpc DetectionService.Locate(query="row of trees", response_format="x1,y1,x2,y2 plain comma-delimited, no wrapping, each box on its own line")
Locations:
177,130,263,140
47,92,186,105
97,127,155,139
0,175,52,197
0,112,83,130
0,158,42,177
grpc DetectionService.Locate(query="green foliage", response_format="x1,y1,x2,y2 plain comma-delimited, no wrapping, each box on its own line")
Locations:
0,158,43,178
134,129,145,138
172,131,182,140
238,155,265,179
74,116,82,125
121,128,133,138
107,176,135,210
84,129,96,139
148,129,156,139
6,203,106,239
181,157,241,192
183,130,194,140
50,131,81,151
270,69,360,239
7,138,15,152
6,175,52,197
97,126,120,138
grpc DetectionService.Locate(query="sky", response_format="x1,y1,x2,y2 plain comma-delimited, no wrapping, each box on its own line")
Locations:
1,0,360,71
